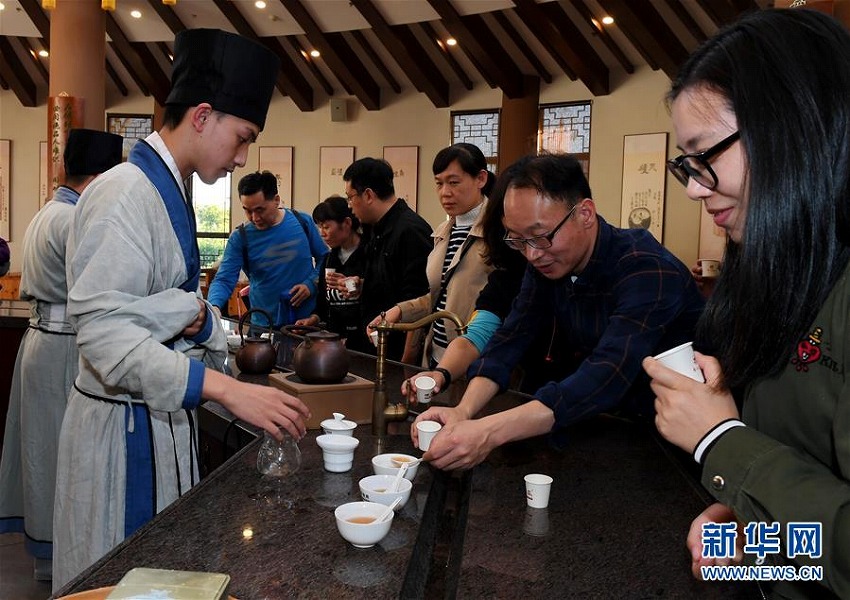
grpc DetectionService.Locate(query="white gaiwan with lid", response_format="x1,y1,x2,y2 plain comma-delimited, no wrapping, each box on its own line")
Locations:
320,412,357,436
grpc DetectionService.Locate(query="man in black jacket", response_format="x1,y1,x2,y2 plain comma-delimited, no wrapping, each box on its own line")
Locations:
343,157,432,361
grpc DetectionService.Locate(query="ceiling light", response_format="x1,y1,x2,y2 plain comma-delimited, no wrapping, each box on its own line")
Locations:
601,16,614,25
131,9,142,18
310,50,320,58
0,3,5,10
446,38,457,47
162,0,177,5
42,0,56,9
101,0,116,10
38,49,49,57
255,0,267,8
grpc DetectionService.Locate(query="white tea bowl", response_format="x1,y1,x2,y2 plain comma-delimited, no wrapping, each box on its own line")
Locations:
359,474,412,509
334,501,394,548
371,453,420,480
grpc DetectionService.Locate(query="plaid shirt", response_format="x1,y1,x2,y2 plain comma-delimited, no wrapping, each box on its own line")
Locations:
469,216,705,427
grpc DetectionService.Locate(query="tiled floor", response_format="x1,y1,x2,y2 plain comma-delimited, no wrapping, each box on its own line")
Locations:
0,533,51,600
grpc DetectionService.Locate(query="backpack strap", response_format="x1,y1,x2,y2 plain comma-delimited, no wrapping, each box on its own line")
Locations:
290,208,310,238
238,223,250,277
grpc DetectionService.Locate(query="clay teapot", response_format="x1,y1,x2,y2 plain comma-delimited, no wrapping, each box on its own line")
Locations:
235,309,278,375
288,326,350,384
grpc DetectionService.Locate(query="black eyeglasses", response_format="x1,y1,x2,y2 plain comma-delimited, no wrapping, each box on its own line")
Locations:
667,131,740,190
503,203,578,251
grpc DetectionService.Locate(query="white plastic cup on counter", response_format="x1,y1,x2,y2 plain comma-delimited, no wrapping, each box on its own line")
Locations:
653,341,705,383
524,473,553,509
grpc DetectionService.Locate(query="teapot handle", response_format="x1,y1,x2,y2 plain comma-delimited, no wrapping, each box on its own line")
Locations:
238,308,275,343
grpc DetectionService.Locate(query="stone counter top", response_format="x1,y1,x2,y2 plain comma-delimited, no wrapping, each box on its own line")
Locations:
54,331,758,599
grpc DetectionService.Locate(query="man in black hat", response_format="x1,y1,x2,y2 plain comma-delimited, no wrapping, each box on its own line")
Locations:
0,128,122,582
53,30,310,591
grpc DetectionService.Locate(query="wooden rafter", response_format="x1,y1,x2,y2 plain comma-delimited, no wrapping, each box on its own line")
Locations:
279,0,380,110
568,0,633,74
17,37,49,84
427,0,524,98
213,0,314,109
284,36,335,96
596,0,689,79
106,13,170,103
512,0,608,95
693,0,759,27
0,37,37,106
419,21,473,91
660,0,707,44
18,0,50,45
106,59,128,96
145,0,185,34
349,30,401,95
109,41,150,97
350,0,449,107
492,11,552,85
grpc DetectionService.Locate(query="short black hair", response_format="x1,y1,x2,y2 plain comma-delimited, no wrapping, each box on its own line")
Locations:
342,157,395,200
312,196,360,231
238,170,278,199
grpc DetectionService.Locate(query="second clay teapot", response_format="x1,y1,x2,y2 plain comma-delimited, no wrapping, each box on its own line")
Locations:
291,328,350,384
235,308,278,375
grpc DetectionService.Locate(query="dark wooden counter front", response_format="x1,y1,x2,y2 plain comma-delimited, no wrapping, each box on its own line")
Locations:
53,338,757,599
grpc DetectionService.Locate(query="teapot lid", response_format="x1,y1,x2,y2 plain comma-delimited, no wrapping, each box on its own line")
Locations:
306,330,341,341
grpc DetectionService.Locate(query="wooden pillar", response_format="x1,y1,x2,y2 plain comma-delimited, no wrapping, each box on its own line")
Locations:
47,1,106,191
497,76,540,172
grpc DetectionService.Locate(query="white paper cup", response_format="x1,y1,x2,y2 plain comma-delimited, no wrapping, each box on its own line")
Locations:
325,268,336,277
653,341,705,383
414,375,436,405
416,420,442,452
345,277,357,293
700,259,721,278
524,473,553,509
369,330,378,347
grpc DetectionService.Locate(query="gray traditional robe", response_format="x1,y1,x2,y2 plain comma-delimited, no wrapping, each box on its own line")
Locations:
52,133,226,591
0,187,80,565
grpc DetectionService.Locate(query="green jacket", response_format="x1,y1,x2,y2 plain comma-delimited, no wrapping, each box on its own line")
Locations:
703,266,850,599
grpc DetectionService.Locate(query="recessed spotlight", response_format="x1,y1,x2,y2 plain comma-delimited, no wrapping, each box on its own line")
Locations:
601,16,614,25
310,50,320,58
0,3,5,10
255,0,266,8
446,38,457,46
38,49,49,57
130,9,142,18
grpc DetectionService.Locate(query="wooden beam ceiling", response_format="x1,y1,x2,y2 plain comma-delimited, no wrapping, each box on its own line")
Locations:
419,21,473,91
349,29,402,95
0,37,37,107
351,0,449,108
427,0,525,98
279,0,381,110
213,0,314,110
596,0,690,79
283,36,335,96
568,0,633,74
512,0,608,95
492,11,552,85
106,13,170,105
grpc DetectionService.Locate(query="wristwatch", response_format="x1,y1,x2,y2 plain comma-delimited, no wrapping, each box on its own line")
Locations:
434,367,452,390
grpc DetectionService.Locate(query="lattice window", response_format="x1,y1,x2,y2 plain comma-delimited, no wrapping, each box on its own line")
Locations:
451,110,500,172
539,101,592,178
191,173,231,268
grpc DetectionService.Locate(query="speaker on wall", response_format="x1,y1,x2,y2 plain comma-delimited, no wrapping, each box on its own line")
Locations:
330,98,348,122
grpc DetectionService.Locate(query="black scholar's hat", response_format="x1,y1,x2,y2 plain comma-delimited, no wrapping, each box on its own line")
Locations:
165,29,281,131
64,129,123,176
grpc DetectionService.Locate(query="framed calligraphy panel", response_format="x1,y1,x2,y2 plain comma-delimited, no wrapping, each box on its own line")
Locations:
319,146,354,201
620,132,667,242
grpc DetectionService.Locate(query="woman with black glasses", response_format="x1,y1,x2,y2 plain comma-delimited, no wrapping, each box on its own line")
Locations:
642,8,850,598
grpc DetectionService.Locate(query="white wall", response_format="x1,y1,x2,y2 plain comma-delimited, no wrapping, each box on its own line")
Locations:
0,65,701,273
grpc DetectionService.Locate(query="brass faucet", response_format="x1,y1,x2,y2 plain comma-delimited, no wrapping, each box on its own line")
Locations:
371,310,467,437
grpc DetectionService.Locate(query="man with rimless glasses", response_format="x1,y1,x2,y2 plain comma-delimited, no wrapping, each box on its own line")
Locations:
412,153,705,470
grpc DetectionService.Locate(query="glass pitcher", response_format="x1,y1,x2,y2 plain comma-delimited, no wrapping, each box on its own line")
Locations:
257,428,302,477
